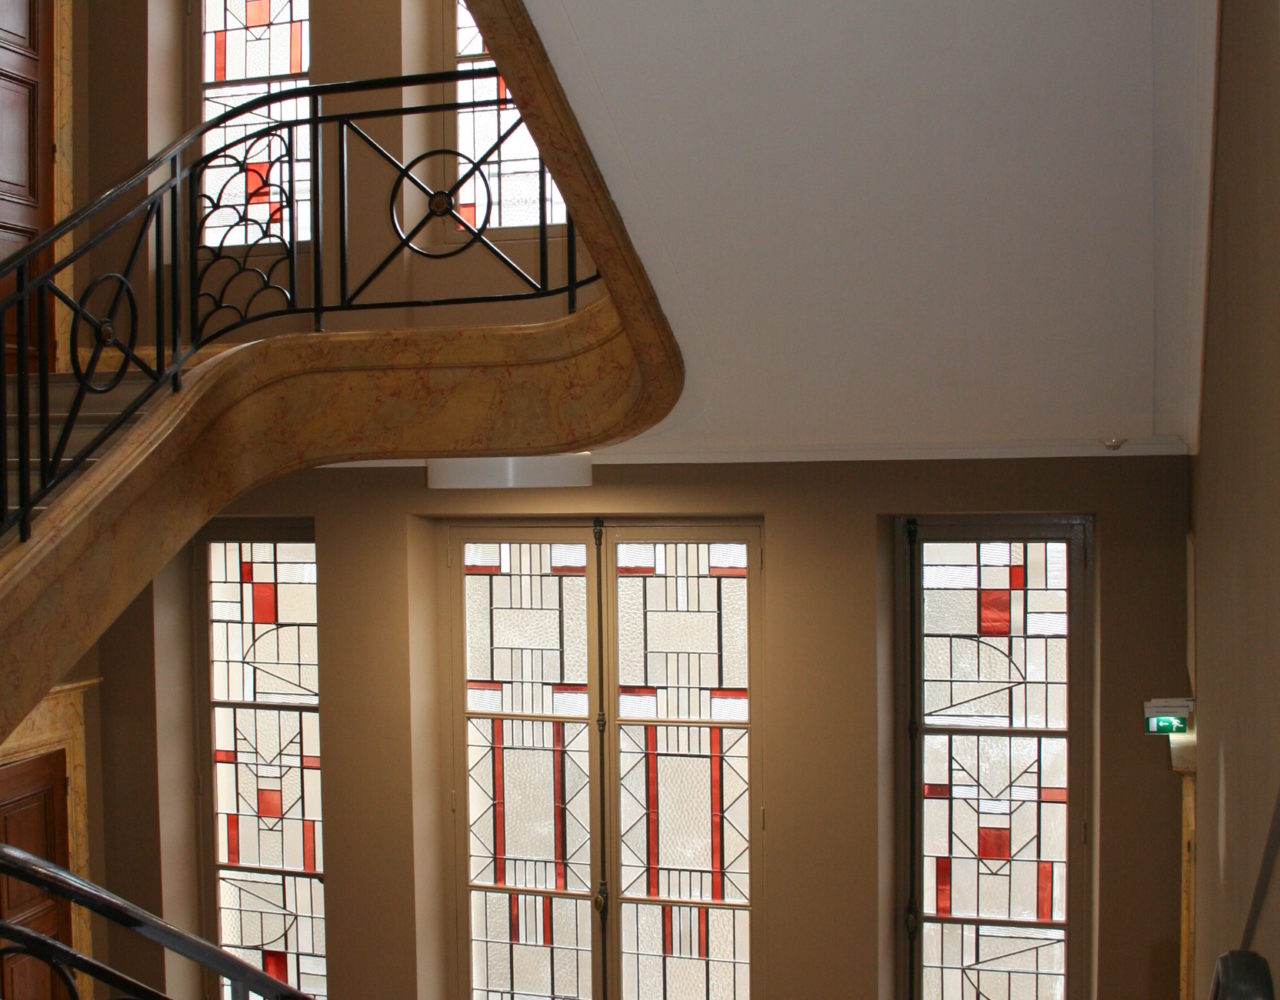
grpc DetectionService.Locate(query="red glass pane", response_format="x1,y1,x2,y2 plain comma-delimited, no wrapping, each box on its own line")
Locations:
252,583,277,624
258,789,283,819
980,589,1011,635
263,950,287,981
978,827,1011,860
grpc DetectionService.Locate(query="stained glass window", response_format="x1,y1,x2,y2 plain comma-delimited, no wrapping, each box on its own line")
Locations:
616,541,752,1000
463,541,594,1000
912,534,1080,1000
209,540,326,999
200,0,311,246
455,0,566,229
458,533,755,1000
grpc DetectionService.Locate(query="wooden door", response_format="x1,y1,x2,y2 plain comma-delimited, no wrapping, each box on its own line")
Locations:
0,751,72,1000
0,0,54,367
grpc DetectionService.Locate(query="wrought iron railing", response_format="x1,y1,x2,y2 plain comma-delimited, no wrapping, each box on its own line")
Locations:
0,843,309,998
0,68,598,543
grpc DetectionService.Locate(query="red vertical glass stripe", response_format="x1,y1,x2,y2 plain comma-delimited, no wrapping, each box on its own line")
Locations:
303,820,316,872
710,728,724,901
980,590,1011,636
553,722,566,891
1038,861,1054,921
252,583,277,624
263,950,288,982
662,905,673,956
1010,565,1026,589
227,815,240,865
509,894,520,943
493,719,505,886
543,895,553,946
215,31,227,81
698,908,709,959
241,562,253,582
290,21,303,73
647,726,660,897
936,857,951,916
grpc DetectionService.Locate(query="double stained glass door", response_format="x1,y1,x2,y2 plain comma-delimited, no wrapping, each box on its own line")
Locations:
454,526,759,1000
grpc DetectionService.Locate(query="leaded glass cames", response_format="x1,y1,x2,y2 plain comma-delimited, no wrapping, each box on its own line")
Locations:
459,534,755,1000
208,540,327,998
915,537,1079,1000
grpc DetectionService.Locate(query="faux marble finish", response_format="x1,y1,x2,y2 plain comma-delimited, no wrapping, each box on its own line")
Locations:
0,0,685,740
0,295,668,740
466,0,685,428
53,0,73,369
0,680,98,992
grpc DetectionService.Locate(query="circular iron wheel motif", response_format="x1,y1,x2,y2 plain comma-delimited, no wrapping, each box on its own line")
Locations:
70,273,139,394
389,149,492,259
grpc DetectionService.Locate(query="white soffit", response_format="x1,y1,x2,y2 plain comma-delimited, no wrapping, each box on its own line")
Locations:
526,0,1216,461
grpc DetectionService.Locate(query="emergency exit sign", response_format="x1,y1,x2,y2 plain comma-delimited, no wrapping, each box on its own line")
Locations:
1144,698,1194,735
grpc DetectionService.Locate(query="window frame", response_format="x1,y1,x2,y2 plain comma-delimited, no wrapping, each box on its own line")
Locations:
894,515,1095,1000
447,521,766,1000
193,518,325,1000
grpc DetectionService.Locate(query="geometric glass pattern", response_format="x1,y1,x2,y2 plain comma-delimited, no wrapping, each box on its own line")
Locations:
455,0,567,229
464,540,593,1000
922,541,1069,730
620,902,749,1000
201,0,311,246
616,542,750,722
209,540,325,998
917,538,1071,1000
616,541,751,998
470,890,592,999
465,542,590,717
467,718,592,894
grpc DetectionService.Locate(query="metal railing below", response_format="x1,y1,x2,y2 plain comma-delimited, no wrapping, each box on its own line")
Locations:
0,842,310,999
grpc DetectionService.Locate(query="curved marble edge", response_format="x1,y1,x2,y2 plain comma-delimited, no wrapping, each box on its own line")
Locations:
0,296,651,739
466,0,686,434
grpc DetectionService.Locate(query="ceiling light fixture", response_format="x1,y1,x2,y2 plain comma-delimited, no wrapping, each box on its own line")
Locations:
427,453,593,489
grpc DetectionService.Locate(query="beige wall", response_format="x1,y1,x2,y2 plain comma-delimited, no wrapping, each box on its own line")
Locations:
121,454,1183,998
1192,0,1280,990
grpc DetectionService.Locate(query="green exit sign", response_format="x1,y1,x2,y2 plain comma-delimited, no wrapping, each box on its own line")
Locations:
1147,715,1189,734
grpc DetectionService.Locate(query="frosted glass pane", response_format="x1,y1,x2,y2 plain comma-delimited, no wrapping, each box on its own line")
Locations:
617,541,750,722
470,891,592,999
468,718,591,891
922,734,1068,922
620,725,749,904
621,902,748,1000
921,921,1064,1000
464,542,590,715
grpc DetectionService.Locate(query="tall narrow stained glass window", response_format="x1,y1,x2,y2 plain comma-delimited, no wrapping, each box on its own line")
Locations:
463,541,594,999
209,540,326,998
615,542,752,1000
457,531,757,1000
455,0,566,229
201,0,311,246
907,525,1089,1000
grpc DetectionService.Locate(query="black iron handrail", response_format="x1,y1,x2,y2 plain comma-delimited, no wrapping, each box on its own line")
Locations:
0,68,598,543
0,843,310,998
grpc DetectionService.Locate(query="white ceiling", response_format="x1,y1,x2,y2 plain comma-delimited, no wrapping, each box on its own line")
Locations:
523,0,1218,463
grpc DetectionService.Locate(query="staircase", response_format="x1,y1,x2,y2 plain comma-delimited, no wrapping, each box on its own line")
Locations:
4,372,151,533
0,21,683,750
